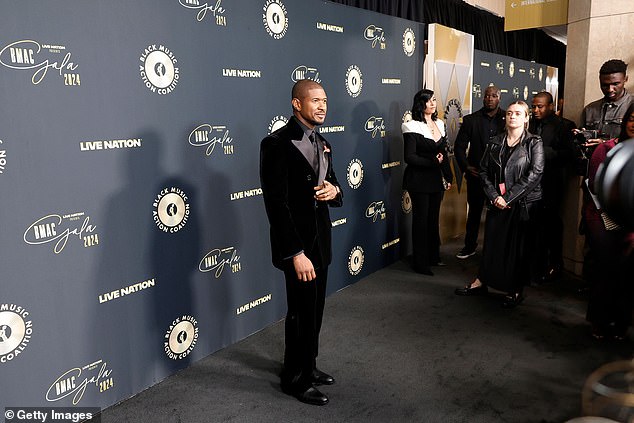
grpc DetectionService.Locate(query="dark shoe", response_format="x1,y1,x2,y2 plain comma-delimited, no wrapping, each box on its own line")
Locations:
456,247,476,259
502,293,524,308
312,369,335,386
281,384,329,406
454,282,487,296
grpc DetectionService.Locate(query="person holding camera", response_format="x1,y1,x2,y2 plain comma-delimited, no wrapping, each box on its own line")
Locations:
583,103,634,340
455,101,544,308
579,59,632,144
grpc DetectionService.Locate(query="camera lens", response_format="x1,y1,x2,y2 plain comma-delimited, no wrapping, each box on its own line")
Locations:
595,139,634,228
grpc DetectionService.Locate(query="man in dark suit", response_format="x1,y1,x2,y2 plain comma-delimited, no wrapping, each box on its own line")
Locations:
529,91,576,282
454,85,505,259
260,79,343,406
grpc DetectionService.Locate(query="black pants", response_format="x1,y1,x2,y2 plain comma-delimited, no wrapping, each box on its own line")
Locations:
281,265,328,388
410,191,443,270
464,174,486,251
585,217,633,330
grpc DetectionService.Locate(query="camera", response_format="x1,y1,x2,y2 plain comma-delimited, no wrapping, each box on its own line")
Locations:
573,129,607,175
594,138,634,229
574,129,601,146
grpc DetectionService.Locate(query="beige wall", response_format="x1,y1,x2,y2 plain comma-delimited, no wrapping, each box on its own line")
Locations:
561,0,634,275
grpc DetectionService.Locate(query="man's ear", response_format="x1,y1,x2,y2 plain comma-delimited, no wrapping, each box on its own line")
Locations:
291,98,301,112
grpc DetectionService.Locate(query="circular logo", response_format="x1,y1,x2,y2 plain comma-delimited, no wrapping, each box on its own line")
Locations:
509,61,515,78
402,110,412,123
164,315,198,360
345,65,363,98
263,0,288,39
268,115,288,134
444,98,463,150
0,305,33,363
402,28,416,57
538,67,544,82
346,159,364,189
140,45,179,95
348,246,365,276
523,86,529,101
0,139,7,175
153,188,190,233
401,191,412,214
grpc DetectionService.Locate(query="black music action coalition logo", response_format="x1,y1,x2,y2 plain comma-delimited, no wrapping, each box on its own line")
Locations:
153,187,190,233
23,212,99,254
139,44,179,95
0,40,80,85
346,158,364,190
0,138,7,175
263,0,288,39
0,304,33,364
268,115,288,135
348,246,365,276
164,315,199,360
345,65,363,98
402,28,416,57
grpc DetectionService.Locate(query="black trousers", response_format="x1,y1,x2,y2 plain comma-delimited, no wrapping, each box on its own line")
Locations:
464,173,486,250
281,265,328,388
410,191,443,270
585,217,633,330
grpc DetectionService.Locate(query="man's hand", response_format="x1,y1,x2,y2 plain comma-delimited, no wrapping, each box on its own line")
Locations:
293,253,316,282
314,180,339,202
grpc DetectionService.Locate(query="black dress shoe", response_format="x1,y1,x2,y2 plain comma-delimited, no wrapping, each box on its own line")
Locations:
281,383,329,406
454,283,487,296
502,293,524,308
312,369,335,386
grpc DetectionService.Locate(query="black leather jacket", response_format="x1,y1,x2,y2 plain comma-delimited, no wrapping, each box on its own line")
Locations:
479,131,544,205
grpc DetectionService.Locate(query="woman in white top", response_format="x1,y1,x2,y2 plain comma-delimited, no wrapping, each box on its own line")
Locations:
402,89,453,275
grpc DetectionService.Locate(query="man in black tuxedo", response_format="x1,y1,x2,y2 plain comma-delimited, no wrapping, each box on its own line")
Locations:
260,79,343,406
454,85,505,259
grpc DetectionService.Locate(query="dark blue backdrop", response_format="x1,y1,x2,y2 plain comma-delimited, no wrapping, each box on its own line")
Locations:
0,0,424,411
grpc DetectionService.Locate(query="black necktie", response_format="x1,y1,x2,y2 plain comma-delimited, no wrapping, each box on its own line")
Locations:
309,131,320,175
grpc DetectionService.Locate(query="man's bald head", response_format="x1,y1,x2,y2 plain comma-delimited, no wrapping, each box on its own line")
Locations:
292,79,324,101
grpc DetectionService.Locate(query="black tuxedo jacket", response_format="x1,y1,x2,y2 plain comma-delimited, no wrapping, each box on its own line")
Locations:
260,117,343,271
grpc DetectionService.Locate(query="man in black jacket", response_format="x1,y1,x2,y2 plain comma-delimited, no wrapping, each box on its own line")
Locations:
260,79,343,406
529,91,576,281
454,86,505,258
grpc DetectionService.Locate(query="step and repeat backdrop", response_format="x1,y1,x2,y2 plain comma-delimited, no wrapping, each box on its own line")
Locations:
0,0,424,411
473,49,557,110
